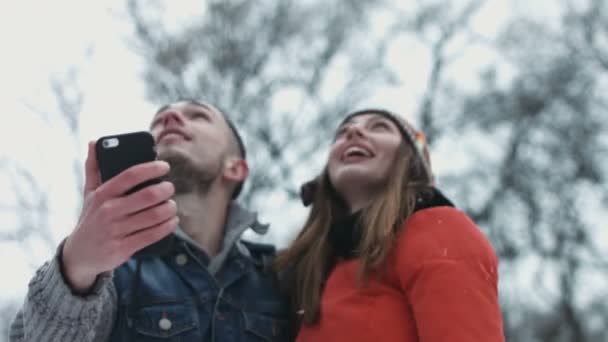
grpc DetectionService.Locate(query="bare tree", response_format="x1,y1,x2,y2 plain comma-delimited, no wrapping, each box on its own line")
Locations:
124,0,394,214
393,0,488,143
0,66,86,342
1,66,85,249
439,2,608,340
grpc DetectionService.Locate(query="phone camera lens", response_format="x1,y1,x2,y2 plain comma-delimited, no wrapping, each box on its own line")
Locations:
102,138,119,149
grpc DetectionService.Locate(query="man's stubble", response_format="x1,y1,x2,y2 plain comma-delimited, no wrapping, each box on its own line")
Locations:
158,151,222,195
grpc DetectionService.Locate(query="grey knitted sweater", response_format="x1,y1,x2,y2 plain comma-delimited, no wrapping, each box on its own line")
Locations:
9,249,116,342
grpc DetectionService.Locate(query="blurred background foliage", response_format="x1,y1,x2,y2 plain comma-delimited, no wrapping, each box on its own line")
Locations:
1,0,607,341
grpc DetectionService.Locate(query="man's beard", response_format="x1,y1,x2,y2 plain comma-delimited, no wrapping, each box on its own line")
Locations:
158,152,221,195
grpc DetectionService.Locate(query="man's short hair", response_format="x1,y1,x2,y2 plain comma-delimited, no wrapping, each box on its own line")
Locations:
217,106,247,199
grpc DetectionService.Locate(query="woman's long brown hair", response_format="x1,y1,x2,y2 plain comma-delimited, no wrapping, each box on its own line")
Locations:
275,135,432,324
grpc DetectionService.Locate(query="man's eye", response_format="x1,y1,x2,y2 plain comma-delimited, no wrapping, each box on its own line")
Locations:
150,118,162,128
191,112,210,121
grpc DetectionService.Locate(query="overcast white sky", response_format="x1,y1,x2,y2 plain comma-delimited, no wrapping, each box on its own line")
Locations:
2,0,593,310
0,0,204,302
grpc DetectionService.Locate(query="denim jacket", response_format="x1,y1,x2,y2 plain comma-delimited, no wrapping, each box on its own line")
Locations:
110,204,293,341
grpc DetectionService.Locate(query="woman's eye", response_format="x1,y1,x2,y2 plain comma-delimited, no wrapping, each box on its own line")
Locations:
334,126,347,138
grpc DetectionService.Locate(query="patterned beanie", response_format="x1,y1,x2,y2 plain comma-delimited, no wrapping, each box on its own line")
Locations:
300,109,434,206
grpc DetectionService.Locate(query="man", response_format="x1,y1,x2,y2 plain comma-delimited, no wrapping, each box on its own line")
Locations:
10,100,293,341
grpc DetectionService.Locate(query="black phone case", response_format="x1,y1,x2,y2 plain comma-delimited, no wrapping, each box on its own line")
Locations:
96,131,174,259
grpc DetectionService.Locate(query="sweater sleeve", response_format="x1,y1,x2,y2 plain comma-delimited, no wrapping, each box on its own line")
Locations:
396,207,505,342
9,242,117,342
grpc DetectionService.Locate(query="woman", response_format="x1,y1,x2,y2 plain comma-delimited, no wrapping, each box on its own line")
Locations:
276,109,504,341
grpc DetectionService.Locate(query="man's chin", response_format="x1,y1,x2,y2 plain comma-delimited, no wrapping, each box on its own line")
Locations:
156,151,215,195
157,148,188,163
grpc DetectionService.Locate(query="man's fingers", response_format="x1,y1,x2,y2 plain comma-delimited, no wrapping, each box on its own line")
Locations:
83,141,101,195
123,216,179,255
107,181,175,218
118,200,178,236
96,161,170,200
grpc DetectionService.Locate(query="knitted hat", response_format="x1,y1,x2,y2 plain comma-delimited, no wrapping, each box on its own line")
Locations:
300,109,434,206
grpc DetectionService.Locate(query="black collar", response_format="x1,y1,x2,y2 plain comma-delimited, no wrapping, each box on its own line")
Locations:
328,188,454,259
413,187,454,211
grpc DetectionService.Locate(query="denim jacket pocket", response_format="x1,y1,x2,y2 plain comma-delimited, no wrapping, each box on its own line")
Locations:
130,301,199,340
243,311,290,341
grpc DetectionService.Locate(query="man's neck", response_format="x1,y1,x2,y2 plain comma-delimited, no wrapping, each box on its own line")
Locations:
173,189,230,257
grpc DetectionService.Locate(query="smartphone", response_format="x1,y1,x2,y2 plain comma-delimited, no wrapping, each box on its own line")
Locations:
96,131,175,259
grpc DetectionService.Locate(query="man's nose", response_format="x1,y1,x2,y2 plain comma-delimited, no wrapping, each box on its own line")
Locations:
161,111,185,127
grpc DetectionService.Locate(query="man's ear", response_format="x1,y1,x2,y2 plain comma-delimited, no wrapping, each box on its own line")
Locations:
223,157,249,183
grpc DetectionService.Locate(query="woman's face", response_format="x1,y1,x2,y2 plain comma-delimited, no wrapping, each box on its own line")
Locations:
328,113,404,203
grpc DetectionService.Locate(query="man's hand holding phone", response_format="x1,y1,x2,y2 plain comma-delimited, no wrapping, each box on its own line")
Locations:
62,142,179,293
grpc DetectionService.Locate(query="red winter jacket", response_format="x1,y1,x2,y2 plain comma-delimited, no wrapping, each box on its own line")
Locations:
296,206,505,342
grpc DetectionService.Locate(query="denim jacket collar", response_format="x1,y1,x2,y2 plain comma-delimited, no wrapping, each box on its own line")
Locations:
174,202,269,275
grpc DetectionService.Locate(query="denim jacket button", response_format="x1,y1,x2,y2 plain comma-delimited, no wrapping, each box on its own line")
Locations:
175,253,188,266
158,317,172,331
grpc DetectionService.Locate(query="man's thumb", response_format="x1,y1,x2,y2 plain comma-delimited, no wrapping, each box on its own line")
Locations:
83,141,101,195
